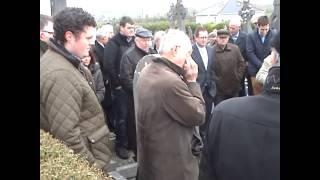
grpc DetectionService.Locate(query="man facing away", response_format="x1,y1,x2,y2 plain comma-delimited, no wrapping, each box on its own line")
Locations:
40,7,112,173
135,29,206,180
40,14,54,57
199,63,280,180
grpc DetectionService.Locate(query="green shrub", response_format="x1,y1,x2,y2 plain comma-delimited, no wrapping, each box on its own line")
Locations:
40,129,113,180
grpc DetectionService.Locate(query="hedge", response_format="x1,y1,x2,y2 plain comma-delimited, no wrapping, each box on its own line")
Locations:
40,129,113,180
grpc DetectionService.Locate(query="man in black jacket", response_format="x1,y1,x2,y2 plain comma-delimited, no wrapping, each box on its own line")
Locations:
120,27,153,160
199,64,280,180
102,16,135,159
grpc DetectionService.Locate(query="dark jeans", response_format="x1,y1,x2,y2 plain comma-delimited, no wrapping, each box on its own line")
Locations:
126,94,137,157
112,88,129,149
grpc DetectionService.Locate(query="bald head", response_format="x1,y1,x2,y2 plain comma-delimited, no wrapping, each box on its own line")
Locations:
228,17,241,36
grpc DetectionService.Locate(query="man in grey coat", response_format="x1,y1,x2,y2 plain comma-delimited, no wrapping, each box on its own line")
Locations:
40,7,112,172
135,29,206,180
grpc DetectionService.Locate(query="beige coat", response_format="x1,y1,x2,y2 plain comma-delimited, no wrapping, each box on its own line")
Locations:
135,57,206,180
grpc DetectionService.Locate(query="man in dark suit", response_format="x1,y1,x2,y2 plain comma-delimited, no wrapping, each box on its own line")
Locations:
93,24,115,132
228,17,252,96
191,26,216,142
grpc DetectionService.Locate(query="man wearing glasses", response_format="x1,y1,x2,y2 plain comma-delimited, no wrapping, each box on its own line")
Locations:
40,14,54,57
191,26,216,143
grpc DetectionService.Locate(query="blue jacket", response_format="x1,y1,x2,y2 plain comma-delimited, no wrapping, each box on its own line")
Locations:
246,29,275,76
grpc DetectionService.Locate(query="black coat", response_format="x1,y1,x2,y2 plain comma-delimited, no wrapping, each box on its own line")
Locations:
120,45,149,93
102,33,134,89
94,40,104,66
246,29,275,76
199,66,280,180
228,31,248,61
89,62,105,103
191,44,216,98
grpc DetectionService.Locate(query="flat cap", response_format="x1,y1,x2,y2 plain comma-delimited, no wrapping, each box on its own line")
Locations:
217,29,230,36
135,27,153,38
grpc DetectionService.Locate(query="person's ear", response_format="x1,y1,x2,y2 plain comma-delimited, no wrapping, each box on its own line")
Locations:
65,31,74,42
40,32,46,41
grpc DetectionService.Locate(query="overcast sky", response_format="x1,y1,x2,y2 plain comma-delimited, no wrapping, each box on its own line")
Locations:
40,0,274,18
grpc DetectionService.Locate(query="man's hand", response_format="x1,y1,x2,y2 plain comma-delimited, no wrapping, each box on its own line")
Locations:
183,57,198,82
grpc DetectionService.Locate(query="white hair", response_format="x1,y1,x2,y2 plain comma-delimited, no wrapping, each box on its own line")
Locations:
229,16,242,27
96,24,114,38
153,30,166,43
158,29,191,54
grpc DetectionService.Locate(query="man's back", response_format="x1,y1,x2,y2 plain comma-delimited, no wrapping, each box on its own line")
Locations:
199,63,280,180
199,94,279,180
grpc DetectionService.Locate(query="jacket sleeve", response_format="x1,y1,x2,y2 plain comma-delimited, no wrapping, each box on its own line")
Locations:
256,55,273,84
246,34,262,69
41,70,96,165
93,64,105,102
103,41,121,88
120,53,134,92
163,81,206,127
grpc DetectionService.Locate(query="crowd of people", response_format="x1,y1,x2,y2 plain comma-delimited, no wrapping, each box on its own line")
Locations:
40,7,280,180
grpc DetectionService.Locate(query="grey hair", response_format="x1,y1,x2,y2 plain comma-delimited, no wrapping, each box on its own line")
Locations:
96,24,113,38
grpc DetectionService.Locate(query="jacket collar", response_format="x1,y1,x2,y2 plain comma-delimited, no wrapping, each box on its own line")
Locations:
48,38,81,68
153,57,186,80
215,43,231,53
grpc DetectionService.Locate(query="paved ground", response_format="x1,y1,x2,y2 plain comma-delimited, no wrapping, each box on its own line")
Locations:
107,133,138,180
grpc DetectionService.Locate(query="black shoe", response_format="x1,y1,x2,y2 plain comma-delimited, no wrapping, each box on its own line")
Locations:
116,147,129,159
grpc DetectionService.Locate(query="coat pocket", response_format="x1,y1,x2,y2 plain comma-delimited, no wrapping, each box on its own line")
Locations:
87,125,109,143
87,125,111,169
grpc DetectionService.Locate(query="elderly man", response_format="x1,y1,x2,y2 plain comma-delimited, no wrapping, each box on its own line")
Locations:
40,7,112,173
228,16,251,96
94,24,114,66
93,24,114,132
120,27,153,160
40,14,54,57
211,29,245,105
135,29,206,180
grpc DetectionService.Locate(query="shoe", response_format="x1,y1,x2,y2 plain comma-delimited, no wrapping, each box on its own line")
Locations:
116,147,129,159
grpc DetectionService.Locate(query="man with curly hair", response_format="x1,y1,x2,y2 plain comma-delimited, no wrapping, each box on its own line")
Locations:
40,7,112,173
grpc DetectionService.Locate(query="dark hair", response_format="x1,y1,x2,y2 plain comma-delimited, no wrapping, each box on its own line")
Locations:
271,31,280,55
257,15,270,26
40,14,53,30
119,16,134,27
53,7,96,44
194,26,207,37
